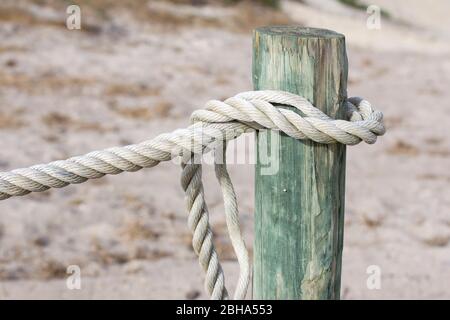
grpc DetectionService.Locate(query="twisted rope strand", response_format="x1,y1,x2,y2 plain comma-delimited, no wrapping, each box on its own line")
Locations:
0,90,385,300
181,161,229,299
214,144,251,299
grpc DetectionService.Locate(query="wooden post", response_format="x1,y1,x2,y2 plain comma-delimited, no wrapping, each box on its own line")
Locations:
253,26,348,299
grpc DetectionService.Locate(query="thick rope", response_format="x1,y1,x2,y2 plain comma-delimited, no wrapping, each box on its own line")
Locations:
0,90,385,299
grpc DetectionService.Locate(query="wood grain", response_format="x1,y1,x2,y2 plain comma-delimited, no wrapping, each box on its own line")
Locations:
253,26,348,299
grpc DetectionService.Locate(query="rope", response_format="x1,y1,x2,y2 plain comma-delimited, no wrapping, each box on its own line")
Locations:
0,90,385,299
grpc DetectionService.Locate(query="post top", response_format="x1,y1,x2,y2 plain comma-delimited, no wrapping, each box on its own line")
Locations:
255,26,344,39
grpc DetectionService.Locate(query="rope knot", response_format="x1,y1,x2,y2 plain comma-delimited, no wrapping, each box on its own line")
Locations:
191,90,385,145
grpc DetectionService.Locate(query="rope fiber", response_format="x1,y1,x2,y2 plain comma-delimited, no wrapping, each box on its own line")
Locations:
0,90,385,299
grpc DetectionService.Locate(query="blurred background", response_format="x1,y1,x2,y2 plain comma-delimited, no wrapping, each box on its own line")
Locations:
0,0,449,299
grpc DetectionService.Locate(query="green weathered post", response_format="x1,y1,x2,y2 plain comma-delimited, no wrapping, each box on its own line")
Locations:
253,26,348,299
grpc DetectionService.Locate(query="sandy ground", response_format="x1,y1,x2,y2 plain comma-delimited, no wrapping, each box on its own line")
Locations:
0,0,449,299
